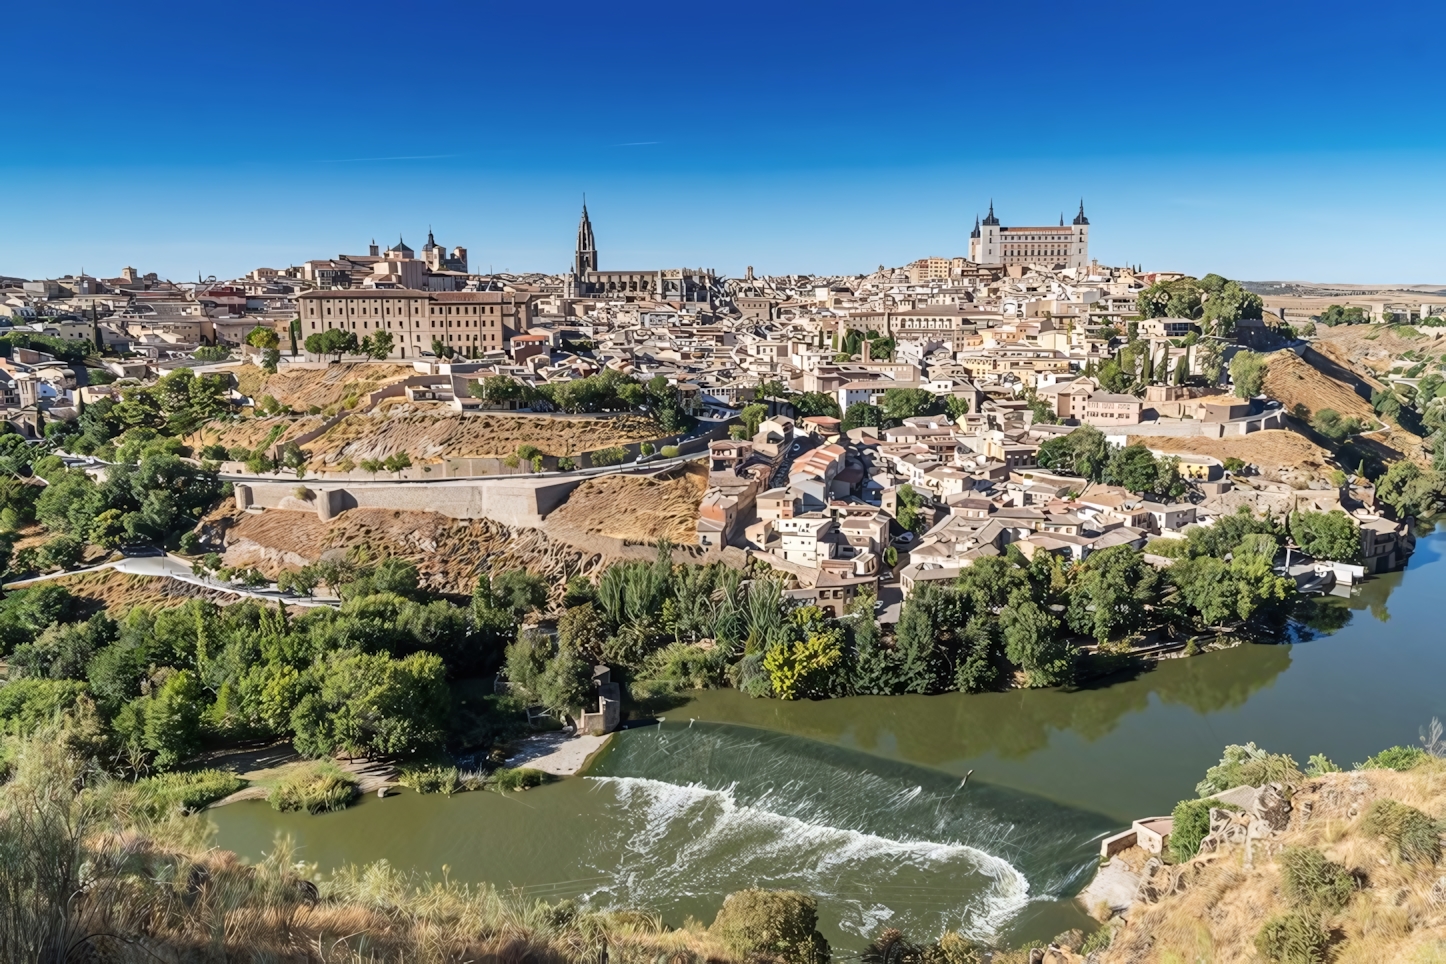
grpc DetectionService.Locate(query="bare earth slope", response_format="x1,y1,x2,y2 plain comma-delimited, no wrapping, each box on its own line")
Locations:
1100,763,1446,964
228,362,415,411
548,463,708,543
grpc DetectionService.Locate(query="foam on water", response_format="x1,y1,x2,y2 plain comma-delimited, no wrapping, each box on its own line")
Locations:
578,722,1113,940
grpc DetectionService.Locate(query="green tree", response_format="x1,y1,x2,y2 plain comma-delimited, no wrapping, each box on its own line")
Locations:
140,670,206,770
245,325,280,352
293,651,449,758
1289,510,1360,562
894,483,927,534
944,395,971,421
841,402,883,431
1002,599,1072,687
879,388,940,425
1067,545,1158,644
791,392,841,419
740,403,769,437
303,328,358,362
1229,349,1267,399
491,568,548,616
1036,425,1111,481
361,329,394,360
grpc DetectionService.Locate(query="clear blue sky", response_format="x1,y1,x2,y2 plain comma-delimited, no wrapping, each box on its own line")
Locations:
5,0,1445,284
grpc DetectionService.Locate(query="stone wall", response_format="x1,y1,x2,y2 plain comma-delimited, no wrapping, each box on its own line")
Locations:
233,476,584,529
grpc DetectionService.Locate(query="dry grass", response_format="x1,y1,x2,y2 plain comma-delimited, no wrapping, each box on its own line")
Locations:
548,463,708,544
1264,351,1380,425
221,508,608,599
1130,429,1335,481
1100,761,1446,964
45,570,235,614
229,362,415,411
1,725,745,964
304,407,666,465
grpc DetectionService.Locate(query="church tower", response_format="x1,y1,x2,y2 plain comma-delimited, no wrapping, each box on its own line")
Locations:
1071,199,1090,270
574,203,598,276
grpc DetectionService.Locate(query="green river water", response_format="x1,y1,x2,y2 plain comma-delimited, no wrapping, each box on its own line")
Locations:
210,523,1446,948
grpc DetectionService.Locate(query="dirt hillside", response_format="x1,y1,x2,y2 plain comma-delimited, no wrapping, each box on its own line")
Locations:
218,508,610,598
1099,762,1446,964
548,463,708,543
303,405,665,465
1132,430,1335,482
47,570,235,614
1263,351,1379,424
187,414,328,455
228,363,415,412
1314,324,1446,378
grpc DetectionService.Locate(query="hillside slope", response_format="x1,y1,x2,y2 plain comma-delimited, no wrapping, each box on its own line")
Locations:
1097,761,1446,964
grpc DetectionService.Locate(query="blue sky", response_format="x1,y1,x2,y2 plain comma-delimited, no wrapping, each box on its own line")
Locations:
4,0,1445,284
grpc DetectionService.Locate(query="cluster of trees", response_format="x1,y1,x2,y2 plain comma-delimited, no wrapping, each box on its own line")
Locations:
1092,337,1199,394
838,329,894,362
0,558,554,772
302,328,393,362
1316,305,1370,327
467,370,693,433
840,387,966,432
1136,274,1264,337
1229,349,1268,399
0,330,90,365
1035,426,1184,498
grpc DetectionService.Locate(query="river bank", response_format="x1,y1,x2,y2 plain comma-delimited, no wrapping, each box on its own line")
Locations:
208,523,1446,951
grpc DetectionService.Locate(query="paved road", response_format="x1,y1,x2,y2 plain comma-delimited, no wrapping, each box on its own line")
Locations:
5,553,337,608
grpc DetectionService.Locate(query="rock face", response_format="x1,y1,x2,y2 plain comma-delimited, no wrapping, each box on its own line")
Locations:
1252,781,1292,831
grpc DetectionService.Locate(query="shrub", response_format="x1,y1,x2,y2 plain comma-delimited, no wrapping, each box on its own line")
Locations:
1170,797,1240,863
1280,847,1354,912
399,765,468,796
589,445,627,467
639,441,654,456
1254,911,1329,963
177,531,202,555
557,456,576,471
1079,925,1115,954
1361,798,1440,864
1195,743,1302,796
489,767,551,793
1358,745,1427,771
516,444,541,461
129,769,245,818
710,888,830,964
268,761,359,813
660,445,680,458
1304,753,1340,777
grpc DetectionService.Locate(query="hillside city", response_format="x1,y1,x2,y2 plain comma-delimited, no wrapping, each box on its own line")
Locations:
6,201,1446,963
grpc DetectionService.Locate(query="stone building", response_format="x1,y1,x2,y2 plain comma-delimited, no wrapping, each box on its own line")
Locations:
566,204,717,304
969,200,1090,269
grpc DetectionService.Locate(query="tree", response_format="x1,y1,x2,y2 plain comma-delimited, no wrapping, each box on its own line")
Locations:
1309,408,1363,441
1288,510,1359,563
1067,545,1158,644
1173,352,1189,386
245,325,280,352
382,453,412,474
1036,425,1111,482
1229,349,1267,399
791,392,840,419
1002,599,1072,687
710,889,830,964
491,568,548,616
895,483,927,534
361,329,394,360
303,328,358,362
892,584,951,694
1376,460,1446,519
944,395,971,421
304,651,449,758
740,403,768,437
880,388,940,425
841,402,883,431
764,629,843,700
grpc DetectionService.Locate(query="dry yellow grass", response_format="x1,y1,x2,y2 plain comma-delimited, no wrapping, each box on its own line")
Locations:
304,407,666,465
1130,430,1335,479
1100,762,1446,964
1263,351,1380,425
548,463,708,544
228,362,415,411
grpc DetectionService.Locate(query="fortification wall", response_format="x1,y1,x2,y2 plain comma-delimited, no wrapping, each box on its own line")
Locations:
232,477,583,529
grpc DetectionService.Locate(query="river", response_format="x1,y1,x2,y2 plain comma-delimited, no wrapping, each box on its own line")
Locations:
210,523,1446,949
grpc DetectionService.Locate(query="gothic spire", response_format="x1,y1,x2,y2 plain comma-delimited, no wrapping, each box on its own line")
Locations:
574,201,598,276
982,200,999,226
1072,199,1089,226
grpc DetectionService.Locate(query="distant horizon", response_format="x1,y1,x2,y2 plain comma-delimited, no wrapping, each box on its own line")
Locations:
3,0,1445,286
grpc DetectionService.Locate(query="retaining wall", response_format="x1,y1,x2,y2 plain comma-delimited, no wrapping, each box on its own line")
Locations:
233,476,584,529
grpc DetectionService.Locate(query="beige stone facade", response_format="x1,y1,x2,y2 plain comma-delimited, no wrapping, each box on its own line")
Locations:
297,290,531,359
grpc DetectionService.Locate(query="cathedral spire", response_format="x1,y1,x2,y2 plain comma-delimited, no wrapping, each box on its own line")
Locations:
574,201,598,276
